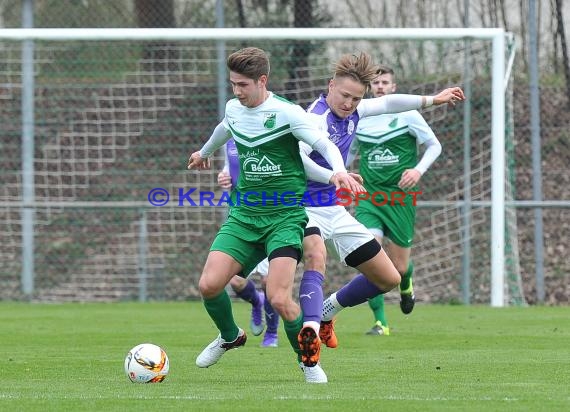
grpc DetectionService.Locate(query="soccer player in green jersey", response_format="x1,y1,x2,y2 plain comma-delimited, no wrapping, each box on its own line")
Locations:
187,47,363,383
218,139,280,347
353,65,443,335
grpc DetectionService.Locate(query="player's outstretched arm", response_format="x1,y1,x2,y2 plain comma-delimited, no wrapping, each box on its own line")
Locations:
430,87,465,107
359,89,464,118
187,123,231,171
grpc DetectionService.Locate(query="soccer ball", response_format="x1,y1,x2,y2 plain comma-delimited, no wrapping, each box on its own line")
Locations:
124,343,169,383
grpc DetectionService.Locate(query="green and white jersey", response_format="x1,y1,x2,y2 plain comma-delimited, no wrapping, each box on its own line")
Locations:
222,92,325,215
355,110,436,189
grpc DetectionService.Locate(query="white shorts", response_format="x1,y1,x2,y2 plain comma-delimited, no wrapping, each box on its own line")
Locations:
249,258,269,277
306,205,374,264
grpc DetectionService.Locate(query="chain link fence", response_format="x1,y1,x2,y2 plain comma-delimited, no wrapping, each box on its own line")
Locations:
0,1,568,304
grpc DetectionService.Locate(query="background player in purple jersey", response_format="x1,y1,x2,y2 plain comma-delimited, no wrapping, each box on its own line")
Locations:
218,138,280,347
295,52,464,355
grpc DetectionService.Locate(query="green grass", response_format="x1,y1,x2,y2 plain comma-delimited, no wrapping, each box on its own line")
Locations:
1,302,568,411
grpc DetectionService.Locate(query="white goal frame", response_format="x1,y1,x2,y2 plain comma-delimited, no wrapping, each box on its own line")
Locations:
1,27,508,306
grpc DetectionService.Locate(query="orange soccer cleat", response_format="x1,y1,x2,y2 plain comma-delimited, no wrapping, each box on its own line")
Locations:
319,318,338,348
298,326,321,367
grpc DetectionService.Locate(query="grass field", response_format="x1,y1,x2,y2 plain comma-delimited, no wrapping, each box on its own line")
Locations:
1,301,568,411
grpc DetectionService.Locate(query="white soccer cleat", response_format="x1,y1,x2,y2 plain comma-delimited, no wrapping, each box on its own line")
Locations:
299,362,328,383
196,328,247,368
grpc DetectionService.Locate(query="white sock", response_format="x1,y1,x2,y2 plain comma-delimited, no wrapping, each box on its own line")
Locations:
303,320,320,334
321,292,343,321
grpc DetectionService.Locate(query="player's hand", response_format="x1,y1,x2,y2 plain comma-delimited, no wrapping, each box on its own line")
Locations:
330,171,366,194
187,151,211,170
432,87,465,107
398,169,421,190
217,171,232,189
348,172,364,185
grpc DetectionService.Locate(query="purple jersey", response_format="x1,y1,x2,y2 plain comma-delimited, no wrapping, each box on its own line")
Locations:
226,138,240,188
305,94,360,206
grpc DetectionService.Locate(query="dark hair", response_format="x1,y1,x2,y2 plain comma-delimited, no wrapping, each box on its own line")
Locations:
375,64,395,80
333,52,377,87
227,47,270,80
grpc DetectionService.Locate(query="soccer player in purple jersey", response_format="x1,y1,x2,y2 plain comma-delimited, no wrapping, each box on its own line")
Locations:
218,138,280,347
295,52,464,354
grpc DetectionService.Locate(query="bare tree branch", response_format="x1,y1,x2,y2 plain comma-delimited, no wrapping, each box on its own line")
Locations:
554,0,570,108
235,0,247,28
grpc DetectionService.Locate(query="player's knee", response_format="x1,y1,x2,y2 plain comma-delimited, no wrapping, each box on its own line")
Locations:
388,271,401,289
198,274,222,298
359,260,400,292
303,251,326,272
266,291,285,313
377,263,401,290
368,271,399,291
266,291,295,320
302,238,327,272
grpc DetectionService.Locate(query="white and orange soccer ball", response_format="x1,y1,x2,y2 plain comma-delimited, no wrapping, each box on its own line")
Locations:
124,343,169,383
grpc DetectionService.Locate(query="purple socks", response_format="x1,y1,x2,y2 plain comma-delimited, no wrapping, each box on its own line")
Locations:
336,274,384,307
299,270,325,323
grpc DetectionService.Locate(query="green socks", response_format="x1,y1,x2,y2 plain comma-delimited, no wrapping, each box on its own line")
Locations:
283,313,304,362
399,261,414,294
368,294,388,326
203,290,239,341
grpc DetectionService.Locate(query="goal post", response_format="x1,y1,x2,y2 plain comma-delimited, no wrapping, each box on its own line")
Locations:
0,28,513,305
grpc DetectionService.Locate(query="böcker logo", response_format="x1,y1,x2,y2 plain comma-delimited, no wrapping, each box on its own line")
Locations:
368,148,399,167
243,155,282,176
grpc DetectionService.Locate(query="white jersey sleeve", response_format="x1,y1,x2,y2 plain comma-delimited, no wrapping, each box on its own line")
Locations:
221,143,230,174
199,122,232,158
415,137,442,175
357,94,423,118
402,110,442,175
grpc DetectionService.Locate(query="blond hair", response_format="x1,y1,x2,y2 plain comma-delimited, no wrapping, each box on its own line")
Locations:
333,52,377,89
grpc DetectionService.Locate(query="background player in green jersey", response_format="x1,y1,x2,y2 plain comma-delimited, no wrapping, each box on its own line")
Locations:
352,65,443,335
187,47,363,383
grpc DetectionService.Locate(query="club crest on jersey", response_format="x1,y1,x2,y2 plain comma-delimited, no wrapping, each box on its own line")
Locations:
263,113,276,129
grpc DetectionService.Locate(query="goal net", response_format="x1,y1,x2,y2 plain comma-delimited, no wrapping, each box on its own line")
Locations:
0,28,523,305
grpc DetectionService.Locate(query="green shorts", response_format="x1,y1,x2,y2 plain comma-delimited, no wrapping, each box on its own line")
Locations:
355,190,416,248
210,207,308,276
